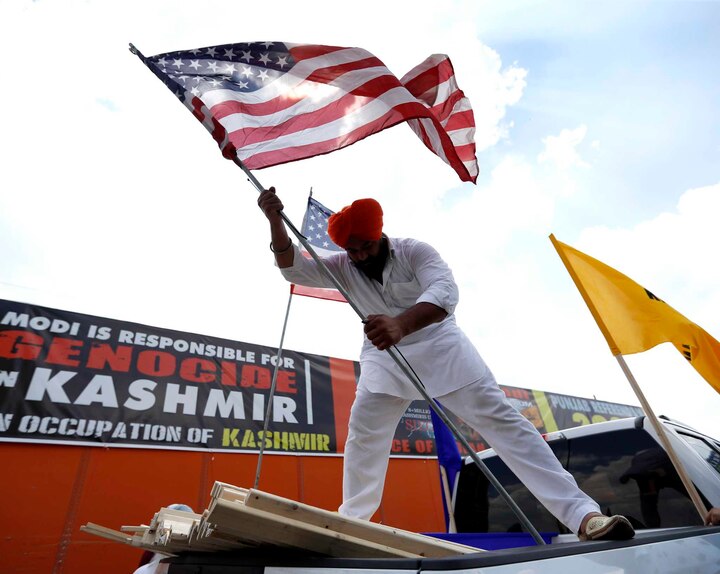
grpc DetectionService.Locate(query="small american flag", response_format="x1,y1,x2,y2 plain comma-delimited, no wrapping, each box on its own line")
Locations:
300,196,343,257
291,196,346,303
136,42,478,183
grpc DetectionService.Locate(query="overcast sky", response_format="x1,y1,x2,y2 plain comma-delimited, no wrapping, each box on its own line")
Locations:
1,0,719,438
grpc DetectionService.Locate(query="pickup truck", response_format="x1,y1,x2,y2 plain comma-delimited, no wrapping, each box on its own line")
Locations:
165,416,720,573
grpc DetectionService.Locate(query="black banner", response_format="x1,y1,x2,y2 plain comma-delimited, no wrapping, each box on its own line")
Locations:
0,299,339,453
0,299,645,457
390,385,645,457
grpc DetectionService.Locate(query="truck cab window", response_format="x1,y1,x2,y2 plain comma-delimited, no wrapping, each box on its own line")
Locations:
566,429,703,528
678,433,720,475
454,439,568,534
454,428,707,533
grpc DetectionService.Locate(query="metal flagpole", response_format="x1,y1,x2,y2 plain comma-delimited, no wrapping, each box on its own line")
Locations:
253,289,294,490
254,186,311,489
236,157,546,545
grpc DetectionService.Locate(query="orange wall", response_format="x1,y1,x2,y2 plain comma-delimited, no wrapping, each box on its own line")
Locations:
0,443,446,574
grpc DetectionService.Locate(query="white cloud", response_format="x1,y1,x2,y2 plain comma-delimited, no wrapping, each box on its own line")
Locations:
538,125,590,171
465,45,528,151
578,182,720,320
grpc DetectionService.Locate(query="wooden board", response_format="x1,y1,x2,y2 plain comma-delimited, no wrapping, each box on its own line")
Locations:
241,488,479,557
81,481,482,559
207,498,420,558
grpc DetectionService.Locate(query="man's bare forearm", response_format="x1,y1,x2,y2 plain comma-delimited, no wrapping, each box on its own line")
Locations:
364,303,447,350
258,187,295,268
396,302,447,337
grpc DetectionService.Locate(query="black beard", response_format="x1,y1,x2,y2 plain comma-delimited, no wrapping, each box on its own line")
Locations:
352,238,388,282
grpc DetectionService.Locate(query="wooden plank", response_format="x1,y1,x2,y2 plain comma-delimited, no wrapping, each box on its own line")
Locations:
194,527,257,550
242,488,480,557
81,523,133,544
157,508,203,521
84,520,239,554
211,482,248,504
80,523,179,554
120,525,150,533
83,483,479,559
155,515,197,541
137,508,200,547
186,534,242,551
207,499,422,559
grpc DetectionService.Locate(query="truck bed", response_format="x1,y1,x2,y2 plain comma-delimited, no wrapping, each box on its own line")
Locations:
164,526,720,574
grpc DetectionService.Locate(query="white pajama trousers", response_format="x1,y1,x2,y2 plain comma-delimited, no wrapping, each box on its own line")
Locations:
338,375,600,534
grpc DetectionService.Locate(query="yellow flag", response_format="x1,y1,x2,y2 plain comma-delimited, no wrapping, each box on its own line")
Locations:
550,234,720,394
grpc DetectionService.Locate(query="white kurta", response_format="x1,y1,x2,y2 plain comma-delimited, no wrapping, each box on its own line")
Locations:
280,237,490,399
279,236,600,532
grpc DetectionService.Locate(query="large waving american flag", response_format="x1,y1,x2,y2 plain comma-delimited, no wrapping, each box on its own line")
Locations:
135,42,478,183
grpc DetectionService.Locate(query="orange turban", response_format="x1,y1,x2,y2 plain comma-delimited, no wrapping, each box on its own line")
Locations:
328,198,384,248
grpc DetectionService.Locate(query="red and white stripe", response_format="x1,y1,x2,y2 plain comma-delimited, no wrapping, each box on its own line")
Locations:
190,44,478,182
290,284,347,303
400,54,478,183
291,246,347,303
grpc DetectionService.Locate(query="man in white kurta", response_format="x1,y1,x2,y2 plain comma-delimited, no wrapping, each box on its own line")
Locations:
257,189,634,541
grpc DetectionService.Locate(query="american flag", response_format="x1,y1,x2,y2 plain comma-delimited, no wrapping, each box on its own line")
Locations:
136,42,478,183
300,196,343,256
290,196,346,303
